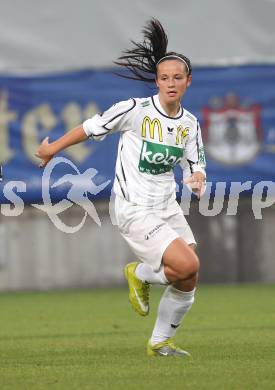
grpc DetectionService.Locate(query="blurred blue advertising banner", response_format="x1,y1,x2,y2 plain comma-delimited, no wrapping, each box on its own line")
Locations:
0,65,275,203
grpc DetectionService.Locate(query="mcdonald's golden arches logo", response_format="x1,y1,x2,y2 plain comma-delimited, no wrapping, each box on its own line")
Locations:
141,116,163,142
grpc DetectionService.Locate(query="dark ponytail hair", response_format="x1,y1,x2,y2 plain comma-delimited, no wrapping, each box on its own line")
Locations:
114,18,192,82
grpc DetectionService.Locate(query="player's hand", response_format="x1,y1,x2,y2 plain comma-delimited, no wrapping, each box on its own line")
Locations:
184,171,206,199
35,137,54,168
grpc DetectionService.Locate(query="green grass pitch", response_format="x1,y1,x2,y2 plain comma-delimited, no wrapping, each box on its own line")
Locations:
0,284,274,389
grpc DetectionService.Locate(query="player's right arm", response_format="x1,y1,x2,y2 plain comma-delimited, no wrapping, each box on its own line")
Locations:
35,125,88,168
35,99,136,168
82,99,136,140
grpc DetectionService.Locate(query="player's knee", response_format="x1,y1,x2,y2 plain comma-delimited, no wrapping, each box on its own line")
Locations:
178,252,200,280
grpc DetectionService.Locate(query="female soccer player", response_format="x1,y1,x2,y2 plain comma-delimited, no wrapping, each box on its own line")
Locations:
36,19,206,357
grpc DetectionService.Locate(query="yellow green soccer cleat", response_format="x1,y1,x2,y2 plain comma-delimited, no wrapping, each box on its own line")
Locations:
124,262,150,316
147,338,191,357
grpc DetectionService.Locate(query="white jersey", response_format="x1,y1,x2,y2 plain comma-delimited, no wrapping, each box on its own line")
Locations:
83,94,206,207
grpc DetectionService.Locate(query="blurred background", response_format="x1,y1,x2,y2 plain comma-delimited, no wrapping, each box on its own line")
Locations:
0,0,275,290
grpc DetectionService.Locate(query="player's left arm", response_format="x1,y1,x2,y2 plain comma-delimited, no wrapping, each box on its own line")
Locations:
183,121,206,198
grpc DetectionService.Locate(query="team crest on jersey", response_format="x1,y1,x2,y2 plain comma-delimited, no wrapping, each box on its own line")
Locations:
202,94,262,165
176,126,189,145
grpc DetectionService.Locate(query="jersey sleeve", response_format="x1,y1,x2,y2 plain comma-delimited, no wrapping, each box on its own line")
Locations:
82,98,136,141
181,120,206,179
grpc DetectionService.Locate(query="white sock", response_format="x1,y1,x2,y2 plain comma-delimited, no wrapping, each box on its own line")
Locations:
135,263,169,285
150,285,195,345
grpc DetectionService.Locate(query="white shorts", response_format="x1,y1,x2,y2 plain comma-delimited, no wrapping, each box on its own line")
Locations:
115,196,196,271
